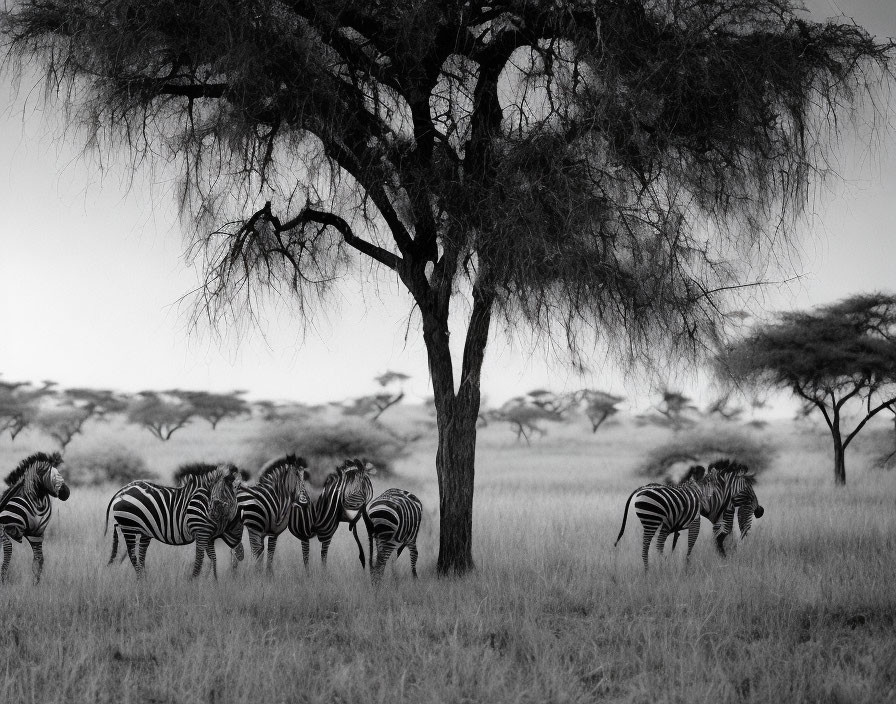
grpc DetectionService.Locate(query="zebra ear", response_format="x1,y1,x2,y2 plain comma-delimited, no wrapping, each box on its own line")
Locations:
364,462,377,476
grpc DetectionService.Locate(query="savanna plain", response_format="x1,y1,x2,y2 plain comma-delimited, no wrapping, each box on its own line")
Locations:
1,412,894,704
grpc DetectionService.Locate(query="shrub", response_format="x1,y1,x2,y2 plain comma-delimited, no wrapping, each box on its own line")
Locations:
640,424,775,482
245,416,406,484
64,442,153,486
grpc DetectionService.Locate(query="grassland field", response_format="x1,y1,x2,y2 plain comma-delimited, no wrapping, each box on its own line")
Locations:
1,412,895,704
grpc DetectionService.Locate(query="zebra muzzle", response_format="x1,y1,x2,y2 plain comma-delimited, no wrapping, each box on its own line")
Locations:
754,506,764,518
57,485,71,501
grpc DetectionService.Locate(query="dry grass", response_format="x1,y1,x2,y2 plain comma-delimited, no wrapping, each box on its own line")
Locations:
1,415,895,703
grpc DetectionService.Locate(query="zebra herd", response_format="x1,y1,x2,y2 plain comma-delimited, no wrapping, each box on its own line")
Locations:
614,459,764,568
0,452,762,585
0,452,421,585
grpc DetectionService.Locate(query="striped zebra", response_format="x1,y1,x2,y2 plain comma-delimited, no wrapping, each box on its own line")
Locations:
105,463,242,579
0,452,70,584
614,470,706,569
238,455,308,572
698,459,764,556
353,488,422,585
288,458,376,569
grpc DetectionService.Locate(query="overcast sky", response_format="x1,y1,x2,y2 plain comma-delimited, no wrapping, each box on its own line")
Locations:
1,0,894,408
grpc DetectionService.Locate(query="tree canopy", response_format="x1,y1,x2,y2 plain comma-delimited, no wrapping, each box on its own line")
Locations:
720,292,896,484
3,0,893,572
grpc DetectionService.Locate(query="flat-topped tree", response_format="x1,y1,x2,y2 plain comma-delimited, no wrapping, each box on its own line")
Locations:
173,390,250,430
4,1,893,574
720,293,896,485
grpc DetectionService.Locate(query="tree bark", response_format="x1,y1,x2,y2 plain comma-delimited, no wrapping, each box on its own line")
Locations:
422,283,493,576
832,433,846,485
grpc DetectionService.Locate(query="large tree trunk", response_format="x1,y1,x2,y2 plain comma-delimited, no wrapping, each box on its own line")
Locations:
422,284,493,576
832,433,846,485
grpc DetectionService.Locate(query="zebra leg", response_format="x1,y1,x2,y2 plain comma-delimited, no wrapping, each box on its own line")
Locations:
301,540,310,569
107,525,120,565
371,541,396,586
1,530,12,583
655,526,671,555
409,542,418,579
26,536,44,585
247,530,265,566
265,534,278,573
685,517,701,563
122,532,144,578
641,523,659,570
670,531,680,552
231,543,244,571
136,536,151,576
205,541,219,581
191,535,208,579
320,538,332,569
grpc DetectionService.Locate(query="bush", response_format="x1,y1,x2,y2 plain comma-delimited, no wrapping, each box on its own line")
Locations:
640,424,775,482
244,416,406,484
64,442,153,486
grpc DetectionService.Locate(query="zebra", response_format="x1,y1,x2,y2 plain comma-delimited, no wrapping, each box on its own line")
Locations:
698,459,764,557
614,469,706,569
352,488,422,585
0,452,70,584
288,458,376,569
105,463,248,570
105,463,242,579
237,455,308,572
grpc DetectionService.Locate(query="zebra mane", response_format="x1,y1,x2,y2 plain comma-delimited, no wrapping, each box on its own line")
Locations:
0,452,63,506
707,458,755,483
174,462,249,486
3,452,62,486
258,454,306,484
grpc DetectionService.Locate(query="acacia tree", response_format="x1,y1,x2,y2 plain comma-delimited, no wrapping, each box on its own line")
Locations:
126,391,195,441
4,1,892,573
720,293,896,485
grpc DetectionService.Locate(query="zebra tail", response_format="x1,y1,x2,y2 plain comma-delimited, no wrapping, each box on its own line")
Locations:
103,493,116,537
614,488,640,547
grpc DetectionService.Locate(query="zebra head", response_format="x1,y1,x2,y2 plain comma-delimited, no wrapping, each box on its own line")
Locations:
338,458,376,515
706,459,763,535
208,464,241,524
29,452,70,501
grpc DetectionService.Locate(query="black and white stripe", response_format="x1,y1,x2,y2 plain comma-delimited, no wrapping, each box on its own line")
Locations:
237,455,307,572
614,474,705,569
699,459,764,556
288,458,376,568
0,452,70,584
105,464,242,579
356,488,422,584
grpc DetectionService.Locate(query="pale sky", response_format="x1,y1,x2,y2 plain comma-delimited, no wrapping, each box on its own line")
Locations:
1,0,894,408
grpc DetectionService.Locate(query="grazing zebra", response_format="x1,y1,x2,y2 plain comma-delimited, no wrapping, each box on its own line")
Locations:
288,458,376,569
353,488,422,584
0,452,70,584
613,468,706,569
105,464,242,579
698,459,764,556
238,455,308,572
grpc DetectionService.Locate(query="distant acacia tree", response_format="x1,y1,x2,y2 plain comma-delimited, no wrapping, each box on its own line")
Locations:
494,397,563,444
344,372,409,422
126,391,195,441
721,293,896,485
581,391,625,433
35,405,92,450
0,380,54,440
175,390,250,429
5,0,892,573
705,393,744,422
63,388,130,420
